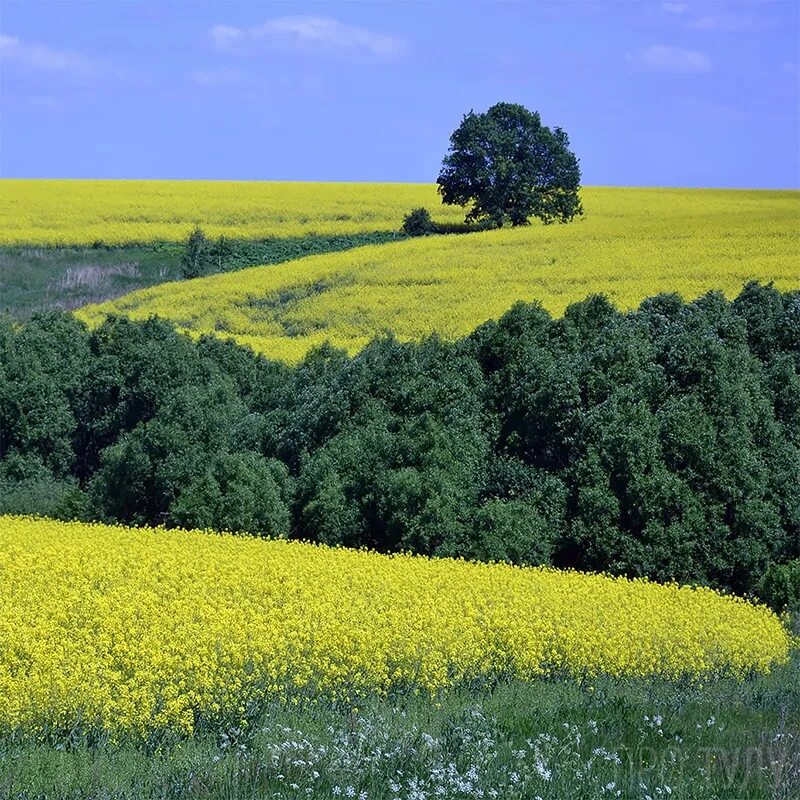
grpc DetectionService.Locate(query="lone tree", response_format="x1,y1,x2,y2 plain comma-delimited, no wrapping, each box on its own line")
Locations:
437,102,583,227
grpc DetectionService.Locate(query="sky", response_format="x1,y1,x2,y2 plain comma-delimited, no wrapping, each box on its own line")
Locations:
1,0,799,188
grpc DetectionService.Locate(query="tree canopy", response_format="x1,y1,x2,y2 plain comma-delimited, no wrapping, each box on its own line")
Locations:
437,102,583,227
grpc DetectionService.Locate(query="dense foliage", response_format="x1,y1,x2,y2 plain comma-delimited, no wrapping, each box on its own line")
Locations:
438,102,583,226
401,207,437,237
1,283,798,600
180,227,401,280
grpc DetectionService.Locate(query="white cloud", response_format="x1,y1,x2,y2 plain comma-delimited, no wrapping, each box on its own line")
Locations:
210,16,405,57
634,45,712,74
210,24,244,51
260,16,404,56
662,3,688,13
0,33,97,75
687,14,768,32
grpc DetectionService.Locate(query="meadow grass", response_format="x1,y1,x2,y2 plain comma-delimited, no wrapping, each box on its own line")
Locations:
2,657,798,799
0,245,183,318
75,187,800,363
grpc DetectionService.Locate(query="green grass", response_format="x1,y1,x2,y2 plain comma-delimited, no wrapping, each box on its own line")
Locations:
0,245,183,318
3,655,798,799
0,233,400,319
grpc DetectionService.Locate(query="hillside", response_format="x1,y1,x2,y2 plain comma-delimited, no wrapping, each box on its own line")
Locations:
0,179,465,245
77,186,800,362
1,515,789,738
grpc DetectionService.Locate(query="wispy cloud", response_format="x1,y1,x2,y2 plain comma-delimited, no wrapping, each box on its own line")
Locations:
662,3,688,13
633,44,712,74
189,67,246,87
210,25,244,52
210,16,405,57
687,13,771,32
0,33,98,75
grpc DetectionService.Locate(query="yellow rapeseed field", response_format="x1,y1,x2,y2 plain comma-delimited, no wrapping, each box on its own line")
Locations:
77,187,800,362
0,179,464,245
0,516,790,739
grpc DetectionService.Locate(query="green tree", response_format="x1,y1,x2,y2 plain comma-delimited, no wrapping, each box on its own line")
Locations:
181,225,210,279
168,452,293,537
437,102,583,227
468,498,557,566
760,560,800,613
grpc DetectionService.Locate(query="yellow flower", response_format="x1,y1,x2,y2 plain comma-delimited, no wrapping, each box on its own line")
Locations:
63,185,800,364
0,515,791,740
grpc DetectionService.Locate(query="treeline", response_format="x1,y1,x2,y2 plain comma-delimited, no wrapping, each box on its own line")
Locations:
1,283,798,607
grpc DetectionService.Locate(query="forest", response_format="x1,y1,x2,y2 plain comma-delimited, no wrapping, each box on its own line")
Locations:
3,280,798,608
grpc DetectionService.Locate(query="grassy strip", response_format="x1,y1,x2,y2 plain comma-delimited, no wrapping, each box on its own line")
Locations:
0,232,400,318
2,655,798,800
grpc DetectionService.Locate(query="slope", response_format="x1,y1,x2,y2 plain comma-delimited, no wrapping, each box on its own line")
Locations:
76,187,800,362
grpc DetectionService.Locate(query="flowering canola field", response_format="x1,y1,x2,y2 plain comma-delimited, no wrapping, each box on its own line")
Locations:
0,179,464,245
76,187,800,363
0,516,790,739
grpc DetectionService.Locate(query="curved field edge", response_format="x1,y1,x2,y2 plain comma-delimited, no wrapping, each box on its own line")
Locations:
0,515,791,739
0,232,401,319
76,187,800,363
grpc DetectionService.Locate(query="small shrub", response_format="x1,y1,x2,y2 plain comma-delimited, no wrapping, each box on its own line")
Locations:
181,225,209,279
210,234,233,273
402,207,437,237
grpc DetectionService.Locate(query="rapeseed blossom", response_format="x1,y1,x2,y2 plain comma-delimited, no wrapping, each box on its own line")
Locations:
0,180,462,245
73,187,800,362
0,516,790,739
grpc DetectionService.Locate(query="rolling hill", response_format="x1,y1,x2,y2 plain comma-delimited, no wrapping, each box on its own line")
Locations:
76,186,800,362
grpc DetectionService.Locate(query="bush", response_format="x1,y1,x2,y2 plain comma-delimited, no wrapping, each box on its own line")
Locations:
402,207,437,237
760,560,800,613
181,225,209,279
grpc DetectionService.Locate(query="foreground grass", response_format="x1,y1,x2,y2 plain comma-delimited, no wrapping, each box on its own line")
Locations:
2,658,798,800
76,187,800,362
0,245,182,317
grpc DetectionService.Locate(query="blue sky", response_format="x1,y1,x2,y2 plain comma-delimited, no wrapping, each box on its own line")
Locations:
1,0,798,187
